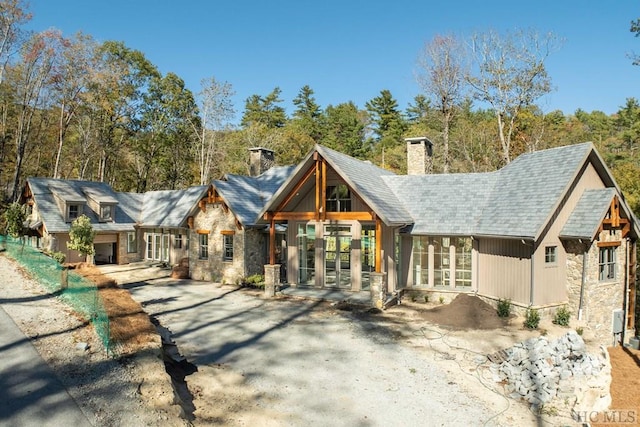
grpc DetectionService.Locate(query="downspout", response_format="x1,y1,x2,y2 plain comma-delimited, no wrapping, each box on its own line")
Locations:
578,241,587,321
529,244,535,306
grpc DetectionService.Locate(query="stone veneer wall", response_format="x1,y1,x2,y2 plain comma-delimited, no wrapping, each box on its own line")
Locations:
406,140,433,175
244,229,266,277
117,231,142,265
189,202,246,284
565,230,627,345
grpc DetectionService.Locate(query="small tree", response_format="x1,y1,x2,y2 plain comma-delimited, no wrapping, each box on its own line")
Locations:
2,202,26,238
66,214,95,263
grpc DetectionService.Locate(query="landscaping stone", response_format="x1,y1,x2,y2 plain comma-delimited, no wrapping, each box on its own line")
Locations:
489,331,610,410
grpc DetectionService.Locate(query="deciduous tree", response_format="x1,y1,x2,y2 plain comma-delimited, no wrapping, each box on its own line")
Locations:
466,29,560,164
66,214,95,263
192,76,235,185
416,34,466,172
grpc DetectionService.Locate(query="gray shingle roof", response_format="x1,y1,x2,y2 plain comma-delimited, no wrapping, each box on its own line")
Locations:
315,145,413,225
475,143,593,238
385,172,499,235
140,185,208,228
214,166,295,226
27,178,139,233
560,188,616,239
27,178,207,233
385,142,597,238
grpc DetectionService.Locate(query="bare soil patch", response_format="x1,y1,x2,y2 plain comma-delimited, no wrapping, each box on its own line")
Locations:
592,345,640,426
414,293,511,330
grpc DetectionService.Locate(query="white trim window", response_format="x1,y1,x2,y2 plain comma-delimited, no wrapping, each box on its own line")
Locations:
100,205,113,221
68,204,79,221
544,246,557,264
127,232,136,253
175,234,183,249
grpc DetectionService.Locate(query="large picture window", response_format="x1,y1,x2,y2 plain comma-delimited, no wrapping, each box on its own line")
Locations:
599,247,616,281
455,237,472,288
412,236,430,287
297,223,315,285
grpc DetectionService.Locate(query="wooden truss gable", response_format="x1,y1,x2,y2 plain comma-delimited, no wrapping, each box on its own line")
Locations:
264,152,377,222
598,195,631,239
263,151,382,269
188,186,242,231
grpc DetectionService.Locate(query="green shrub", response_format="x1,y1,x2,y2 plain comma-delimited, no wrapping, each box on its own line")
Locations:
244,274,265,288
497,298,511,318
524,308,540,329
439,296,445,304
423,294,429,303
552,306,571,326
576,327,584,336
51,251,66,264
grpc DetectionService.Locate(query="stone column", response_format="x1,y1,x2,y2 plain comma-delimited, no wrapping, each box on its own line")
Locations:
264,264,280,298
370,272,386,308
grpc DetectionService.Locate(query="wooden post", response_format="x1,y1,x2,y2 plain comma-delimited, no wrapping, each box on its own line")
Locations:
269,216,276,265
315,158,320,220
321,159,327,221
375,219,382,273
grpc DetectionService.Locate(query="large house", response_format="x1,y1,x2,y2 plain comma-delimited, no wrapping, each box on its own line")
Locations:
19,140,638,343
258,140,637,342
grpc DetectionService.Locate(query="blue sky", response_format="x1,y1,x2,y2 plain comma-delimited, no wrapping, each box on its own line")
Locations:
27,0,640,120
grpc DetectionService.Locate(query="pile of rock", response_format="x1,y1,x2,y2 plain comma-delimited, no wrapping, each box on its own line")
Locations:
489,331,607,406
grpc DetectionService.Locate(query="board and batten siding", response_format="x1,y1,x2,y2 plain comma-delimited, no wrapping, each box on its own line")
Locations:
477,238,532,305
533,161,605,306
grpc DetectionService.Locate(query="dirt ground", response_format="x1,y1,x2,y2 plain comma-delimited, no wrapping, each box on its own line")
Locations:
592,346,640,426
3,255,639,426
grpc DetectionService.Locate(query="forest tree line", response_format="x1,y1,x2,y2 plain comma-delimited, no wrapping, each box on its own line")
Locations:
1,1,640,216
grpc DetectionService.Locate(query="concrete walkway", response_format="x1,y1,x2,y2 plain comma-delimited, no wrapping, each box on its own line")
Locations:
0,305,91,427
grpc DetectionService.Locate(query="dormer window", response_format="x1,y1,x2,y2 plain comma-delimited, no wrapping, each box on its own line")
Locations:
100,205,113,221
68,204,79,220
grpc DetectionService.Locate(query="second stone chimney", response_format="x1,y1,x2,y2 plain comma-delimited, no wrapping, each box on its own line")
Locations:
405,137,433,175
249,147,275,177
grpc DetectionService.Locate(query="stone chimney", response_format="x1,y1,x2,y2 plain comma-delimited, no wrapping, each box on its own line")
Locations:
249,147,275,177
405,137,433,175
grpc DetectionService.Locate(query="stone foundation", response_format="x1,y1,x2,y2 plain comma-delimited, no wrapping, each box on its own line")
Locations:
264,264,280,298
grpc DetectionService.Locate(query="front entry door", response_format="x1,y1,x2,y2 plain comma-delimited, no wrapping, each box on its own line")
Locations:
324,226,351,288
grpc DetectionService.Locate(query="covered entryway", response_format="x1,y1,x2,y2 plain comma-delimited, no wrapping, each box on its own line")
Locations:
324,225,352,288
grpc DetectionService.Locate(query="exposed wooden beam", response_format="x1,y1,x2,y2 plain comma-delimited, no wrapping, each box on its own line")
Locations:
321,159,327,221
276,164,316,212
221,230,235,235
622,222,631,238
375,219,382,273
315,158,320,221
272,212,315,221
269,217,276,265
597,240,621,247
325,212,375,221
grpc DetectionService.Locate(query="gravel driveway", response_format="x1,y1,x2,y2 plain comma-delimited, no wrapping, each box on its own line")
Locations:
121,276,497,426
